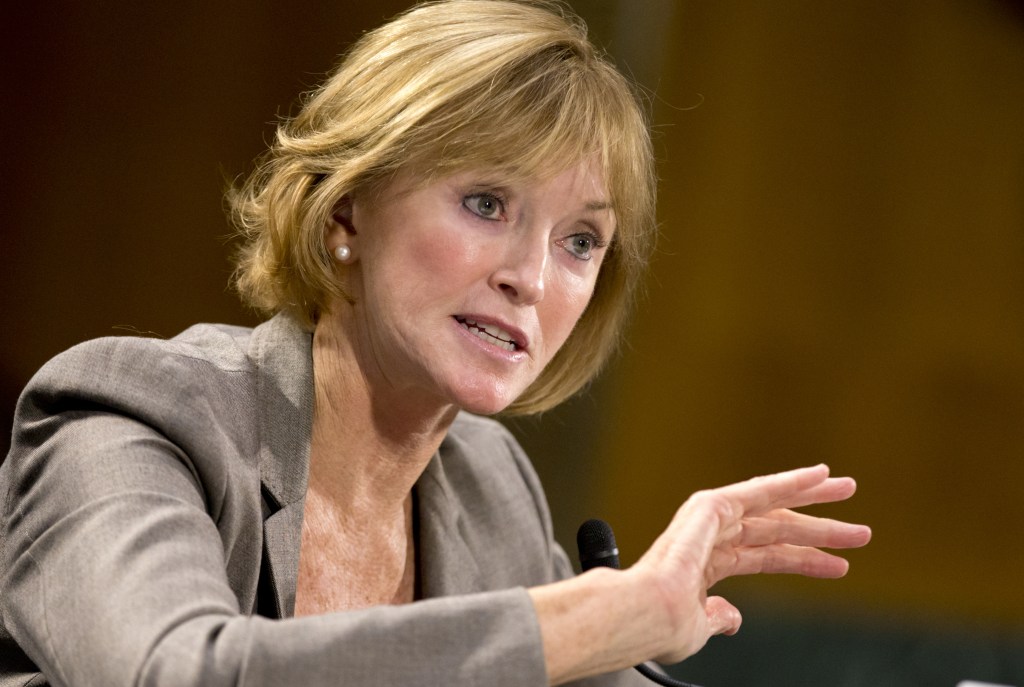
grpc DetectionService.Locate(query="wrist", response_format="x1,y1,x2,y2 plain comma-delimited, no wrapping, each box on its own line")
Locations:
529,565,672,685
618,563,680,662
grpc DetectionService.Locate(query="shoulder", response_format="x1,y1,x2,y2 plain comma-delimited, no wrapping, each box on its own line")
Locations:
7,312,312,468
34,321,256,389
444,412,542,499
15,323,258,442
446,411,519,451
2,319,293,558
437,412,558,567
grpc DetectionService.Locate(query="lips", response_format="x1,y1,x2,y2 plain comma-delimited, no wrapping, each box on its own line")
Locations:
454,316,524,352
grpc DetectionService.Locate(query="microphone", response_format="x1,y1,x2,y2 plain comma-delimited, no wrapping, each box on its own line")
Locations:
576,518,620,571
576,519,705,687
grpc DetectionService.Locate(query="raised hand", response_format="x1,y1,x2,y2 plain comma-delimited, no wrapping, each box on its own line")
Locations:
629,464,872,664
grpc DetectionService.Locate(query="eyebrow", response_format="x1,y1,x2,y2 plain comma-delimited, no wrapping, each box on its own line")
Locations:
585,201,614,212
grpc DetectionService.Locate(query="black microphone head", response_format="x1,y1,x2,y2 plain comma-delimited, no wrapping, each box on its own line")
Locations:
576,518,621,571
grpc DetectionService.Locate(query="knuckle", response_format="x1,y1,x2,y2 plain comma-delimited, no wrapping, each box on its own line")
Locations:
692,490,734,521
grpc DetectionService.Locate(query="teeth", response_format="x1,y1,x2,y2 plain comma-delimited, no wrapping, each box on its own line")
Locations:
458,317,517,351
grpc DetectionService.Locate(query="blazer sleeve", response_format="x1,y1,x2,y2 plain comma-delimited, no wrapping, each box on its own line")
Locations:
0,340,553,687
0,337,647,687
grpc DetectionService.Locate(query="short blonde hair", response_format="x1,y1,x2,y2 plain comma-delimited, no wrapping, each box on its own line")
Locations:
230,0,656,414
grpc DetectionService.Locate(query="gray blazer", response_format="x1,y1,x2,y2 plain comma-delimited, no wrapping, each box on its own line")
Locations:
0,314,647,687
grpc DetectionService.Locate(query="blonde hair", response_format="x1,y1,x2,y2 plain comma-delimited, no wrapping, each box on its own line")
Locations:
230,0,656,414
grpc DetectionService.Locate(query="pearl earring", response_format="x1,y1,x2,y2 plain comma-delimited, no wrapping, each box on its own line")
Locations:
334,245,352,262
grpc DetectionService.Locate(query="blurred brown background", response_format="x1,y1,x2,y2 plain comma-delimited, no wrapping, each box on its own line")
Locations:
3,1,1022,684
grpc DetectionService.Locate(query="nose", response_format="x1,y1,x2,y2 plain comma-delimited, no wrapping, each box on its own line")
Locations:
490,233,547,305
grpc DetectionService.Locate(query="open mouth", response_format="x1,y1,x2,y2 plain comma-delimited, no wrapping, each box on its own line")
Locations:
454,316,519,352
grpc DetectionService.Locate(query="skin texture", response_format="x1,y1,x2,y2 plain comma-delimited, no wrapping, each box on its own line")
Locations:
306,162,871,684
325,160,614,417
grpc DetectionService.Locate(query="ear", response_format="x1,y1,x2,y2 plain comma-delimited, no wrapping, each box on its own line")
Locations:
325,195,358,250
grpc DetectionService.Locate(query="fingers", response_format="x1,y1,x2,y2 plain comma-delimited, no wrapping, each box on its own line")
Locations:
705,596,742,637
651,465,866,576
655,595,742,665
775,476,858,511
711,464,833,518
681,464,848,517
711,543,853,582
707,505,871,585
735,510,872,550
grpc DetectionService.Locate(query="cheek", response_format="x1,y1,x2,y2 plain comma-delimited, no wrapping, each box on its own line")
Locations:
416,228,482,276
542,269,598,347
369,218,485,308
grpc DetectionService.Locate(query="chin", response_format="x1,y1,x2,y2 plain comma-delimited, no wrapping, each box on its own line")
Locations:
447,380,523,416
454,394,515,417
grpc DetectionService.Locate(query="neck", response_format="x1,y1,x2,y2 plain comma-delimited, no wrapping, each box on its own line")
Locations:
309,308,458,513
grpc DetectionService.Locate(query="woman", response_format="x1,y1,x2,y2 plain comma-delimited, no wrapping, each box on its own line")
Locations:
0,1,871,685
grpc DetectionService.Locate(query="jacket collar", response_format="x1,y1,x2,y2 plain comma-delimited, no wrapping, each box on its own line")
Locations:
251,313,314,617
252,313,315,510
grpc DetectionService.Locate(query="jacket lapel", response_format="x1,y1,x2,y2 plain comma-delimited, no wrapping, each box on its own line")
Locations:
414,444,485,598
250,314,315,618
258,497,306,617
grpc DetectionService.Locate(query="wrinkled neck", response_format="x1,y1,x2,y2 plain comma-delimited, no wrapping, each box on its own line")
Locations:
308,304,457,512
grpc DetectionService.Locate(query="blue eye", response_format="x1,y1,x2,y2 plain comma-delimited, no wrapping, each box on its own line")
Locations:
463,193,504,220
563,232,606,261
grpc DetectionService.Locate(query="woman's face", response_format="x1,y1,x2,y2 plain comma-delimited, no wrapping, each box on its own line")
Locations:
330,159,615,415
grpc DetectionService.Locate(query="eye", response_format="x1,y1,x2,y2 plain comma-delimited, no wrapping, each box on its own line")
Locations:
561,231,607,261
463,193,505,220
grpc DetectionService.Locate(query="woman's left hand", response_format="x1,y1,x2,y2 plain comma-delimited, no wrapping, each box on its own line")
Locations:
629,464,872,664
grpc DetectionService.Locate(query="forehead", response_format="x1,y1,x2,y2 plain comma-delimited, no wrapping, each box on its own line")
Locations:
407,154,613,201
541,157,612,205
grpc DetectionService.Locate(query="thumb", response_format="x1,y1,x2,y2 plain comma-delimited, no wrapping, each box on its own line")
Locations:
705,596,742,637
